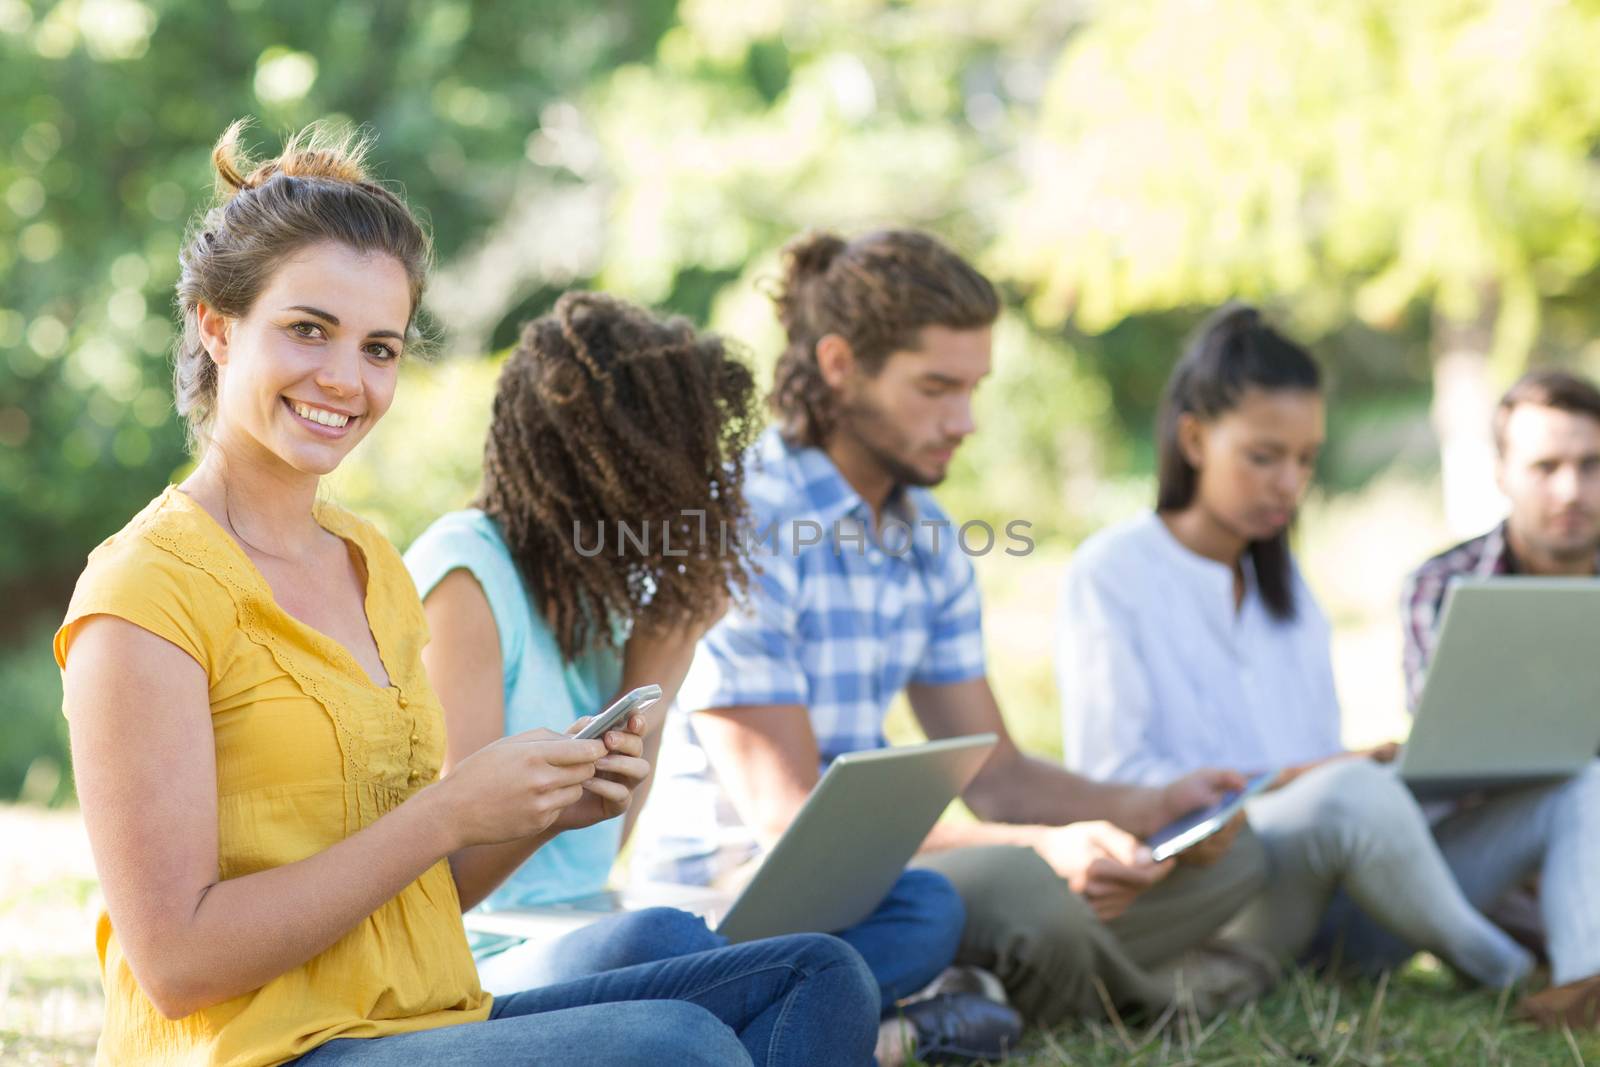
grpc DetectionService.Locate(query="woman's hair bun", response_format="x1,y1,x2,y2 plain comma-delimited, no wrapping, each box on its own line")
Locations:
1204,301,1262,339
211,118,373,199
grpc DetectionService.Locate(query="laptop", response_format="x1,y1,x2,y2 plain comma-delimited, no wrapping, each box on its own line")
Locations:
464,733,998,944
1398,579,1600,799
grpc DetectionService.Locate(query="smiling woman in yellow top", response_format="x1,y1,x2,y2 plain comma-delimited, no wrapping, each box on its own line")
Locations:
53,122,876,1067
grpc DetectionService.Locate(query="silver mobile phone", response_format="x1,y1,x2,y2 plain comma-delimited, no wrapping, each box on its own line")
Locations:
574,684,662,741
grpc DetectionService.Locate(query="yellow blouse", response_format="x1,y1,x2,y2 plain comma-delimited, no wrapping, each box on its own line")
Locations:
54,486,491,1067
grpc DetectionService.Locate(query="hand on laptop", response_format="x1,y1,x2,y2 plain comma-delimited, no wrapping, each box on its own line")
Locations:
1040,821,1173,921
552,712,652,832
1362,741,1401,764
1270,743,1401,791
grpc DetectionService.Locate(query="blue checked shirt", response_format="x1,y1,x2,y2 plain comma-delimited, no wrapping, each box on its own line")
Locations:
630,428,989,885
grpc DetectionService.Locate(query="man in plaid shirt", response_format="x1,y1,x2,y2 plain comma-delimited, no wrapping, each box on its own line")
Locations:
1390,368,1600,1028
1402,369,1600,708
635,229,1270,1037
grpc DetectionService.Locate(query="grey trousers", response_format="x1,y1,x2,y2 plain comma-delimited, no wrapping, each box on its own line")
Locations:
1290,760,1600,987
1226,758,1535,988
915,826,1267,1026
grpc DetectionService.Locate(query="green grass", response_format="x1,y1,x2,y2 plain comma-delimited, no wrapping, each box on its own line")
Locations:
1003,965,1600,1065
0,805,102,1066
0,953,101,1066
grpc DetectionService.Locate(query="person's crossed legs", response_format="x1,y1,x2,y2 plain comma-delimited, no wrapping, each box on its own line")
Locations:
476,906,723,994
916,824,1268,1027
1229,759,1534,988
477,869,965,1013
473,868,1015,1061
1311,761,1600,1019
292,933,878,1067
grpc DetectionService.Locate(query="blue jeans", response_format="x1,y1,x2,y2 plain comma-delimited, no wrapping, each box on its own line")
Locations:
290,933,877,1066
477,869,965,1014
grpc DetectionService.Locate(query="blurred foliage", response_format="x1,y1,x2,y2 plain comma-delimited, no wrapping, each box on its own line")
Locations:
323,355,501,550
0,0,678,607
9,0,1600,802
1000,0,1600,371
0,620,72,806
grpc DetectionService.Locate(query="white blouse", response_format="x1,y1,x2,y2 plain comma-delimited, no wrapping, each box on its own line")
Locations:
1056,511,1344,786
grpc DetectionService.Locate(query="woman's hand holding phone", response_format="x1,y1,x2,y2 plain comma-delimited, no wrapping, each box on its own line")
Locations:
1270,742,1400,791
552,711,653,832
1176,810,1246,867
426,705,652,846
1155,767,1247,828
427,729,606,848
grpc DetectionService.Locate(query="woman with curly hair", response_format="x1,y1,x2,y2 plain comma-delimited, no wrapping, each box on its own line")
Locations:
407,293,975,1060
406,291,763,988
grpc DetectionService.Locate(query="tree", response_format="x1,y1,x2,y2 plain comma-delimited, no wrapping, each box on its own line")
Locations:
999,0,1600,533
0,0,676,801
0,0,676,617
429,0,1115,536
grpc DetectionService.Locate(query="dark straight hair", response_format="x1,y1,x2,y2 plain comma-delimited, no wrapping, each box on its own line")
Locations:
1156,304,1323,620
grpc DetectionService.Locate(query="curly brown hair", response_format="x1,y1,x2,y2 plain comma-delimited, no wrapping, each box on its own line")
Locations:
769,229,1000,447
476,291,760,661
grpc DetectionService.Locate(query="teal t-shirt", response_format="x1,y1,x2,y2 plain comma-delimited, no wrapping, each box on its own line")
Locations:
405,509,624,954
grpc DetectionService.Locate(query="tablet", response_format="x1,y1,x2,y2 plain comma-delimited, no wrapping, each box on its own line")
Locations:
1146,771,1274,863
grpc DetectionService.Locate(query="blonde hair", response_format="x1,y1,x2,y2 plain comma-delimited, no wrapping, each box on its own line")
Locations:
173,120,431,452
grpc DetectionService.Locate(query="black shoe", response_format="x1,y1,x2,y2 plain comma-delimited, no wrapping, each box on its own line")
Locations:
899,991,1023,1064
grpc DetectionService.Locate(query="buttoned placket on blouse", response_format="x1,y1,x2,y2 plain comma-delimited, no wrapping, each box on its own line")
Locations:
1148,515,1263,758
403,688,422,785
275,538,429,789
289,560,425,789
182,491,432,793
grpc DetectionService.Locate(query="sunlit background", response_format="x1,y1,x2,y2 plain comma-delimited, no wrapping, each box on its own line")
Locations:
6,0,1600,1058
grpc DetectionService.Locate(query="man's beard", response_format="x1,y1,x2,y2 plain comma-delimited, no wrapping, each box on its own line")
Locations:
1520,512,1600,565
1541,529,1600,563
835,394,945,489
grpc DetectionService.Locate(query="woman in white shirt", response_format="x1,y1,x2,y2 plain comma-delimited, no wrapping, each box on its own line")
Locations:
1056,304,1533,989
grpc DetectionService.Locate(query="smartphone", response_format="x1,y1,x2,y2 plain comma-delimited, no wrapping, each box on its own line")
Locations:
573,684,663,741
1146,770,1275,863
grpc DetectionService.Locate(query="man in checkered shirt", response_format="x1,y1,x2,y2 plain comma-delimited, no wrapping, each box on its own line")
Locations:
1401,369,1600,708
1388,368,1600,1028
633,229,1269,1031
